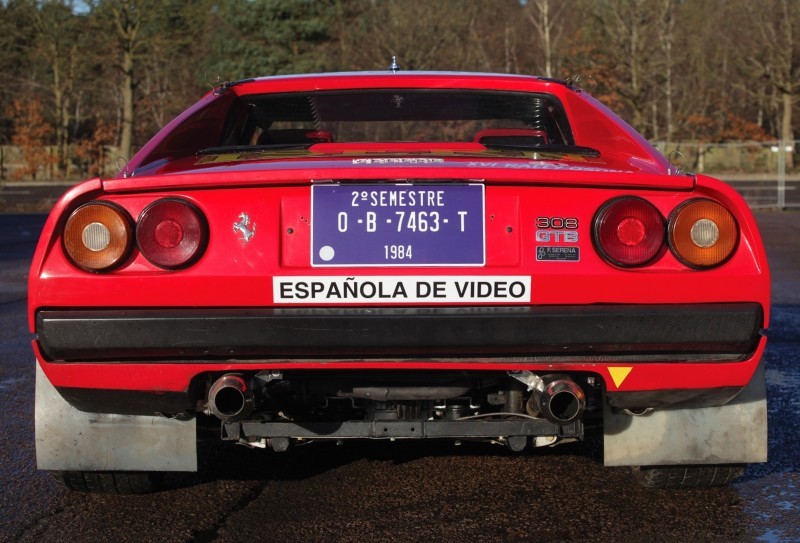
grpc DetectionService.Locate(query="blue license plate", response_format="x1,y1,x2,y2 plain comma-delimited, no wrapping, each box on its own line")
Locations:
311,184,485,267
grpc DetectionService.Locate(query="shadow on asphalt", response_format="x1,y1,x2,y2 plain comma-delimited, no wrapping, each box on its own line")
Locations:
159,432,601,490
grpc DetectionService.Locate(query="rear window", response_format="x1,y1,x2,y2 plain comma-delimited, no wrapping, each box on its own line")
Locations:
135,89,578,172
221,90,574,146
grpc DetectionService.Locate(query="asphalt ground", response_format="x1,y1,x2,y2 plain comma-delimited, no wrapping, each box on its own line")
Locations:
0,203,797,542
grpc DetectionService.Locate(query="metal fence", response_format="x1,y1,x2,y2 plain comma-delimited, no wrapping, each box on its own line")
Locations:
653,141,800,210
0,145,119,184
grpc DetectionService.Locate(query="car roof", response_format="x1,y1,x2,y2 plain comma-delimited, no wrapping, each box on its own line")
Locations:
123,70,674,180
223,71,568,96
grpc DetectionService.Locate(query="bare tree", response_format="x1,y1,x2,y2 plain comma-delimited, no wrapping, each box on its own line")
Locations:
98,0,151,160
653,0,675,143
740,0,799,166
338,0,532,73
32,0,81,176
524,0,566,78
91,0,211,159
582,0,665,134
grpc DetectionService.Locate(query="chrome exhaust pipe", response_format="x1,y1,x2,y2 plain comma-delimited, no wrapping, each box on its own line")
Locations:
207,374,255,422
526,375,586,424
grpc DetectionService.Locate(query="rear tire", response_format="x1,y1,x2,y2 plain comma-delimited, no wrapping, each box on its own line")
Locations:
631,464,745,488
52,471,163,494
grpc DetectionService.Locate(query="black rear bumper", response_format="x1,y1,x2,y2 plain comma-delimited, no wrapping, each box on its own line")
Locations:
36,303,763,362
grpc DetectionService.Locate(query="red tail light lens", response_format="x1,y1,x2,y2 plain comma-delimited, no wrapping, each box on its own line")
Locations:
668,199,738,268
63,202,133,272
137,198,208,269
594,197,665,267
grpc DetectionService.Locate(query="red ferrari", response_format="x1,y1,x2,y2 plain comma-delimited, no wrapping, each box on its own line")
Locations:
30,70,769,493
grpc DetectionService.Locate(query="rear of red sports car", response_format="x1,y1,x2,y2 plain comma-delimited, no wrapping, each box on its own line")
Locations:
30,72,769,492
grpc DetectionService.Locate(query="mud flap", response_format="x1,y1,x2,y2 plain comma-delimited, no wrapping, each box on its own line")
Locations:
603,361,768,466
35,361,197,471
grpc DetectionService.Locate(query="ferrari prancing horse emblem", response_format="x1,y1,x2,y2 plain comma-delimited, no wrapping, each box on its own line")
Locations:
233,212,256,244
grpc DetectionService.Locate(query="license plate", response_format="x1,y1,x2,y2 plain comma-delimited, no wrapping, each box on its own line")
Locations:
311,184,485,267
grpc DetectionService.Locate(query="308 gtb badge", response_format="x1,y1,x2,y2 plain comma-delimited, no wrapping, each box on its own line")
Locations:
536,216,580,261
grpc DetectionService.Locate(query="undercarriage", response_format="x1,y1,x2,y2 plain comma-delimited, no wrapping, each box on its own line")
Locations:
202,370,603,452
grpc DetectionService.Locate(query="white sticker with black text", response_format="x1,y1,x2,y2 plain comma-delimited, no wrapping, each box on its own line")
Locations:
273,276,531,304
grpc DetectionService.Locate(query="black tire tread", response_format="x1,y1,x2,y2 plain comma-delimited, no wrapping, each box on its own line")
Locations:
631,464,745,488
52,471,161,494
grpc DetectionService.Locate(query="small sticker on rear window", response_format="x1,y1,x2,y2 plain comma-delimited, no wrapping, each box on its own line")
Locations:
351,158,445,165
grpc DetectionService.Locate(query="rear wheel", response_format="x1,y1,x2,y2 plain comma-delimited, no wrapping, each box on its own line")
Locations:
631,464,745,488
52,471,163,494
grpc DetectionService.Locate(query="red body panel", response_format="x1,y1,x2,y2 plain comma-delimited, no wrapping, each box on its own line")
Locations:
31,340,768,394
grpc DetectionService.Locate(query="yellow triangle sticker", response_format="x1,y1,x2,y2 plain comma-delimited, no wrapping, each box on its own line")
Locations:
608,367,633,389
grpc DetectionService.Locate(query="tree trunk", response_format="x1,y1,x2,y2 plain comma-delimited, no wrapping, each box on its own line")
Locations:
120,48,134,161
53,70,66,177
541,0,552,78
527,0,555,78
782,91,795,169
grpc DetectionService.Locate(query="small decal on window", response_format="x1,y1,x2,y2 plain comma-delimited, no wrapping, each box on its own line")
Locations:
351,157,445,165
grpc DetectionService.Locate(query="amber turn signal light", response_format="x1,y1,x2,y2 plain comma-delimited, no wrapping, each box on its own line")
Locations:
668,199,738,269
63,202,134,272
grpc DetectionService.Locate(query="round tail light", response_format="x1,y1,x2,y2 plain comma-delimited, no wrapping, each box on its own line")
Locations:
63,202,133,272
593,197,665,267
668,199,738,268
137,198,208,269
